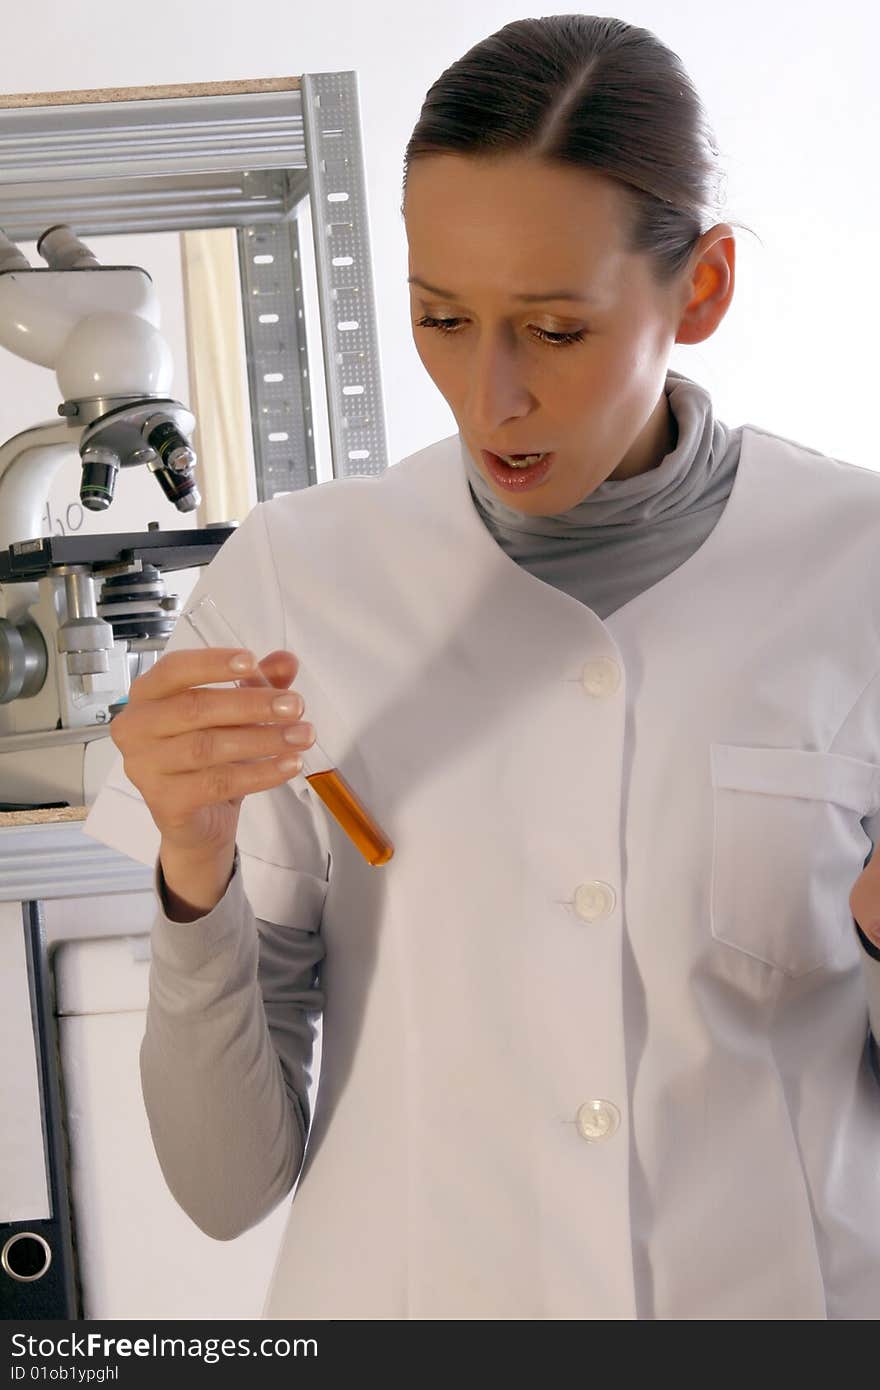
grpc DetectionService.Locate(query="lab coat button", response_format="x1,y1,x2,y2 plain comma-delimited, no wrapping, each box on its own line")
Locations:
581,658,621,697
576,1100,621,1142
573,881,616,921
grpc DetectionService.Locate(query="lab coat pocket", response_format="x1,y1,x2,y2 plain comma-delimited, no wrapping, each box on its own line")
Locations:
709,743,880,977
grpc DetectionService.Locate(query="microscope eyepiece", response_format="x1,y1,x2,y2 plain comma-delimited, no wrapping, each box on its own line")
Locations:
37,225,101,270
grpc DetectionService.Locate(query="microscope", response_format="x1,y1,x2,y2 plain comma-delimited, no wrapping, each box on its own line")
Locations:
0,225,235,810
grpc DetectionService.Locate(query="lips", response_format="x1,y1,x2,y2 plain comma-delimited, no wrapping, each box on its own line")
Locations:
481,448,556,490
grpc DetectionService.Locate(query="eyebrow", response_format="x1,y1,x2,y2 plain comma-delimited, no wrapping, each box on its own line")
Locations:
407,275,599,305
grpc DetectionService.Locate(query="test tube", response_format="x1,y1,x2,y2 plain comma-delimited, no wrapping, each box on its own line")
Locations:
181,594,394,868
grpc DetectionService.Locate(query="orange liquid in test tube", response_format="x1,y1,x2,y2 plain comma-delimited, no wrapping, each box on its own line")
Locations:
182,595,394,867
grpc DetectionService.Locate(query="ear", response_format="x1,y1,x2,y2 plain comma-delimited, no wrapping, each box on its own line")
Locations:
674,228,736,347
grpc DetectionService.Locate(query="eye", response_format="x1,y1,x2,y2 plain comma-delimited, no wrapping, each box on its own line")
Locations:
414,316,587,347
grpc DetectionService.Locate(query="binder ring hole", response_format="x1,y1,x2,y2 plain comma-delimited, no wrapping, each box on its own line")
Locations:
1,1231,52,1282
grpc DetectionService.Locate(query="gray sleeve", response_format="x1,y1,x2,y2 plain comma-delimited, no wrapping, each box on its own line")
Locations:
139,847,325,1241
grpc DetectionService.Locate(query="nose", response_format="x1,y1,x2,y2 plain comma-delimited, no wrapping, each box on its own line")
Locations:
462,335,535,438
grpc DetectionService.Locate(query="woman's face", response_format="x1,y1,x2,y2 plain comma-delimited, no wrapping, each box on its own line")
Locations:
404,154,734,515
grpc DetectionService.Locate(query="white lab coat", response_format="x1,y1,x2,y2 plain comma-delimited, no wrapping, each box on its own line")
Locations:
86,422,880,1319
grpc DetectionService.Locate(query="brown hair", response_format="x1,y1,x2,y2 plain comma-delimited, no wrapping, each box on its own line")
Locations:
401,14,759,287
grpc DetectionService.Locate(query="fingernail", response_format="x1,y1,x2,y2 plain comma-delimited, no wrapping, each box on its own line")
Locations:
229,651,255,672
272,695,299,715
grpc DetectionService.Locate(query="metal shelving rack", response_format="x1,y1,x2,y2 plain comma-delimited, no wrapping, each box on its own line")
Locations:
0,73,389,1318
0,73,390,497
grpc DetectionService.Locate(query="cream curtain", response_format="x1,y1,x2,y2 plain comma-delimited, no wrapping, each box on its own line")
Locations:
178,228,254,526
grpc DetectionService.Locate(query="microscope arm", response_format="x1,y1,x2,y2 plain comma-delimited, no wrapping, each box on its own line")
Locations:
0,421,80,621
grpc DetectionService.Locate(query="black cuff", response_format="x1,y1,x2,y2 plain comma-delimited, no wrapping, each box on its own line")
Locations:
854,920,880,962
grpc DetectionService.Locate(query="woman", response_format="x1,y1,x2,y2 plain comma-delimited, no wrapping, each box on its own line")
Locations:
88,15,880,1318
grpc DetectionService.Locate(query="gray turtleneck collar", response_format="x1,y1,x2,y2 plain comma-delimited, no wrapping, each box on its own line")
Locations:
459,368,743,619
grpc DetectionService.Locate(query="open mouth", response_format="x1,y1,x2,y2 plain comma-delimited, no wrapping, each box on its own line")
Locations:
481,449,556,489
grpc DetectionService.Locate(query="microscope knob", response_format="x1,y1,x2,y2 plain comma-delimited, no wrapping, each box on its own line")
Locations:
0,618,48,704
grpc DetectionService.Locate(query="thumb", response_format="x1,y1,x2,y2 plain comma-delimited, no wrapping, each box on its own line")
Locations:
850,857,880,946
240,649,300,691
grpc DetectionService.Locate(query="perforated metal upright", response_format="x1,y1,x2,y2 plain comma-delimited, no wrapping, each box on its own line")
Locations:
236,74,390,496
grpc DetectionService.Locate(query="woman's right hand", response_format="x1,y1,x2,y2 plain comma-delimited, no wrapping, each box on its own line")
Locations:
109,646,317,858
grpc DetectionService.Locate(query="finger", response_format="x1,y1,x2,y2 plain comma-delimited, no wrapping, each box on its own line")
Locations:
239,650,300,691
144,682,307,741
158,750,308,819
851,861,880,946
151,718,317,775
127,647,264,704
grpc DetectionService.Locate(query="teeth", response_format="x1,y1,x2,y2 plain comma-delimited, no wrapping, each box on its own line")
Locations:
501,452,546,468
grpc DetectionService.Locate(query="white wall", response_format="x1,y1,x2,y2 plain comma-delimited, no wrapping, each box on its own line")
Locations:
1,0,878,471
2,0,877,1321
